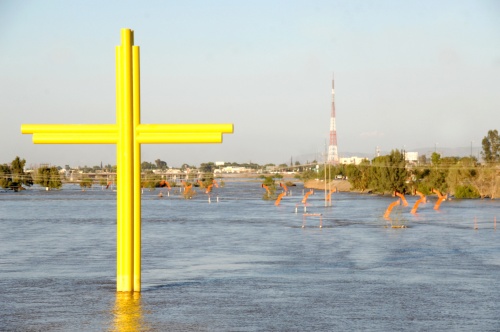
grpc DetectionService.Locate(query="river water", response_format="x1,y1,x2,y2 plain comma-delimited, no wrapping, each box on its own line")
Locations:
0,179,499,331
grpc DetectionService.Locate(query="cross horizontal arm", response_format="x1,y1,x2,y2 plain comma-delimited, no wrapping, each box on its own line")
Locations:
30,132,227,144
136,124,233,134
22,123,233,144
32,133,117,144
136,132,223,144
21,124,117,134
21,123,233,134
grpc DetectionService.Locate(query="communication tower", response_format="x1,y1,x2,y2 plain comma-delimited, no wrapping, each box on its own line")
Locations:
327,75,339,164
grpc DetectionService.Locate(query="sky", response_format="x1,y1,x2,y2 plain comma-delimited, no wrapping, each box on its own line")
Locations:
1,0,499,168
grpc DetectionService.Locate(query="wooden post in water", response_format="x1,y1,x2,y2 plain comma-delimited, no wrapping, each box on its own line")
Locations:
21,28,233,292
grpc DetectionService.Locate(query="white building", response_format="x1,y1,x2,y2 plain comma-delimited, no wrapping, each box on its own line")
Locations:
340,157,368,165
405,152,418,163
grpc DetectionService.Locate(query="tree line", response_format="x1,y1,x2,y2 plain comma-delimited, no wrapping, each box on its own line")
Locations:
0,157,62,190
308,130,499,198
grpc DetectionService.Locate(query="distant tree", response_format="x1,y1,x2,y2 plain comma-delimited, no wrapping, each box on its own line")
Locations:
296,169,317,182
454,185,479,199
35,166,62,189
431,152,441,165
440,156,459,165
80,178,93,190
141,173,163,189
155,159,168,169
0,156,33,190
80,165,93,173
199,162,215,173
471,167,499,198
369,150,407,194
0,164,11,189
141,161,155,170
260,175,277,200
180,163,194,171
481,129,499,163
319,164,345,179
345,160,370,192
418,154,427,165
446,158,477,196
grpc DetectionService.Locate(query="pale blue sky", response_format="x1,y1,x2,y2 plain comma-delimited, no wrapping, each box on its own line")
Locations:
1,0,499,168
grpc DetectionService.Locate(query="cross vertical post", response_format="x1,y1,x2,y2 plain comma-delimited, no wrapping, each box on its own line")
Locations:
132,42,142,292
116,28,135,292
21,28,234,292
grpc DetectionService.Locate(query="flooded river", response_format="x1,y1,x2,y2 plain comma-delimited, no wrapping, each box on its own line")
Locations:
1,180,499,331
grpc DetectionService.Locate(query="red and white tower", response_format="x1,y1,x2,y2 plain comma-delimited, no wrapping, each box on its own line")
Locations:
327,75,339,164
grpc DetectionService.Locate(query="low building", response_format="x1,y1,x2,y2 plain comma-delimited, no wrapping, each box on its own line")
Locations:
216,166,251,173
405,152,418,163
340,157,367,165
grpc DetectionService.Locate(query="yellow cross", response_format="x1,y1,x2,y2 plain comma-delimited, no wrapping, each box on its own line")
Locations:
21,28,233,292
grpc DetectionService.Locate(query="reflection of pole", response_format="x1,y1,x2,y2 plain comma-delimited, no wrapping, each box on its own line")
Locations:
114,292,147,331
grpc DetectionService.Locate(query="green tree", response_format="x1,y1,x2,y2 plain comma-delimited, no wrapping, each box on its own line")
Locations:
141,161,155,170
481,129,499,163
80,178,93,190
471,166,499,198
446,157,477,196
0,157,33,190
199,162,215,173
431,152,441,165
180,163,195,171
11,157,33,189
0,164,12,189
260,175,277,200
369,150,407,194
345,160,370,192
155,159,168,169
454,185,479,199
141,173,163,189
295,169,316,182
35,166,62,189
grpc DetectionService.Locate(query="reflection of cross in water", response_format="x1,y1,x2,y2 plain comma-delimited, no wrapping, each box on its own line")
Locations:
21,29,233,292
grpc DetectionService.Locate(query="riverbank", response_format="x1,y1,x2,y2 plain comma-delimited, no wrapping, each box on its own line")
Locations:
304,179,352,192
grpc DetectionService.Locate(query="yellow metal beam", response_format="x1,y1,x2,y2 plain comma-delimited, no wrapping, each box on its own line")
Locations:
136,124,233,134
32,133,117,144
132,44,141,292
21,124,117,134
136,133,223,144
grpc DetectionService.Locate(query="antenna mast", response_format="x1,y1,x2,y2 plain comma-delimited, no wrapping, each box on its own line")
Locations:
327,74,339,164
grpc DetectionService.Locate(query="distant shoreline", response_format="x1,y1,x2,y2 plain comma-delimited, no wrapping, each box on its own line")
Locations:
304,179,352,192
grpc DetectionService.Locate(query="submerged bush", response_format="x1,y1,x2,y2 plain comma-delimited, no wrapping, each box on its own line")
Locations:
454,185,480,199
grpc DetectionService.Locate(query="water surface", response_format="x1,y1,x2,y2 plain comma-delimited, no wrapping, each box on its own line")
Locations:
1,181,499,331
